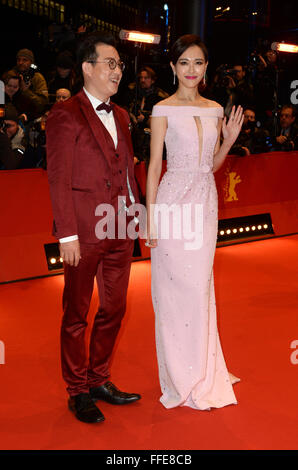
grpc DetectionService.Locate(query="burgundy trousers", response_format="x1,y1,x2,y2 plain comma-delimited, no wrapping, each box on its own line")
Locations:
61,237,134,396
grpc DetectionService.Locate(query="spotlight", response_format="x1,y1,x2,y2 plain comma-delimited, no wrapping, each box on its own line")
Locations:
119,30,161,44
239,227,244,232
271,42,298,54
220,230,225,235
245,227,250,231
258,225,262,230
263,224,268,229
50,258,56,264
252,226,256,231
226,229,231,234
233,229,237,233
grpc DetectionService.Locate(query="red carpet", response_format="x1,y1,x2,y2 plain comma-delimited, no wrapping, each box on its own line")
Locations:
0,235,297,450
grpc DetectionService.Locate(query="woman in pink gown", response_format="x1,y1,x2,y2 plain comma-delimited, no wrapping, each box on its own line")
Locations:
146,35,243,410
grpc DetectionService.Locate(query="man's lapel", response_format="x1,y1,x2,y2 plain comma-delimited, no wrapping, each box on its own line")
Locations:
113,104,133,155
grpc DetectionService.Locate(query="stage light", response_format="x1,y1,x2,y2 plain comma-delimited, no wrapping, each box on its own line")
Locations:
271,42,298,54
164,3,168,10
44,243,64,271
119,30,161,44
217,213,274,244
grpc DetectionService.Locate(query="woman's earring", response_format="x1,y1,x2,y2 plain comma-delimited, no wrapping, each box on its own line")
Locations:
203,71,206,85
173,72,176,85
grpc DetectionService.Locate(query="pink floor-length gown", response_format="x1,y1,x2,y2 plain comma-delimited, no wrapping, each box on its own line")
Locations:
150,105,239,410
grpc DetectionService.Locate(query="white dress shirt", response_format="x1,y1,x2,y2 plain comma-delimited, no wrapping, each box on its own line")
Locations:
60,87,135,243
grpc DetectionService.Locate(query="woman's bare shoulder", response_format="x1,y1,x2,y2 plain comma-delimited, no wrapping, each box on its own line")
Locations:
204,98,222,108
154,96,177,106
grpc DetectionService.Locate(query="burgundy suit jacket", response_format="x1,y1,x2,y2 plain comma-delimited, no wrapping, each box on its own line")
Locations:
46,89,139,243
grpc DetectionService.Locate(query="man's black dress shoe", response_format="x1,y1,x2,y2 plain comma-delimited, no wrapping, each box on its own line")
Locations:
68,392,105,423
90,381,141,405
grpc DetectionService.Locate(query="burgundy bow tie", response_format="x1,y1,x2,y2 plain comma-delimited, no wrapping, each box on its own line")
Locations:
96,102,114,113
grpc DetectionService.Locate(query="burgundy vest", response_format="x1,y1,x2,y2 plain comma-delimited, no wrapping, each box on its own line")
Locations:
99,115,131,207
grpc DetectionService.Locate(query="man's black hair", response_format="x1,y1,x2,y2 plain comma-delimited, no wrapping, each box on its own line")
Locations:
76,31,116,71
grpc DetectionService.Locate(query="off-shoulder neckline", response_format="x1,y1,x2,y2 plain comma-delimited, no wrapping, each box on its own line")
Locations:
154,104,223,109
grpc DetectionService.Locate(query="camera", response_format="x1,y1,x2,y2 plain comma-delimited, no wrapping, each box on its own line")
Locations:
216,64,238,87
22,63,38,85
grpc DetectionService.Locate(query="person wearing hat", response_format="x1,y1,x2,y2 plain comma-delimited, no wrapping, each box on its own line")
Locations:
7,48,49,116
48,52,76,104
0,104,26,169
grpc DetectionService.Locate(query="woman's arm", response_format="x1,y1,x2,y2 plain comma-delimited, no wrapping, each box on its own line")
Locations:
213,105,244,173
146,115,167,247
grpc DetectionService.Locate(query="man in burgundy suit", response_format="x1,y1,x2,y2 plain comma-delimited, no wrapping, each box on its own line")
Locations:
46,32,141,423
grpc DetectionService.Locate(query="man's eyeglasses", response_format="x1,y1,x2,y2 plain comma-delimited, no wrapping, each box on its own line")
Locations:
87,58,125,72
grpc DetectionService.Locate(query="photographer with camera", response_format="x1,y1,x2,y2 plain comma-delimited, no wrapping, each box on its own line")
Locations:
2,71,40,122
0,104,27,170
268,105,298,151
7,49,49,117
25,104,52,169
211,63,254,115
229,107,272,156
250,48,281,125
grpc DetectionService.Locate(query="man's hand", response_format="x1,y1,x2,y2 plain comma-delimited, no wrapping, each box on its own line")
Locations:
59,240,81,267
276,135,287,145
226,76,236,89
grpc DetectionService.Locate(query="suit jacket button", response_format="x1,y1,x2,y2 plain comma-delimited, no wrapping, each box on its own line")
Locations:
119,170,122,174
115,153,119,158
106,181,111,188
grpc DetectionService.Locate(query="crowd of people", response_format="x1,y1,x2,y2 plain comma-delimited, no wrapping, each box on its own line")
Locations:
1,43,297,171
